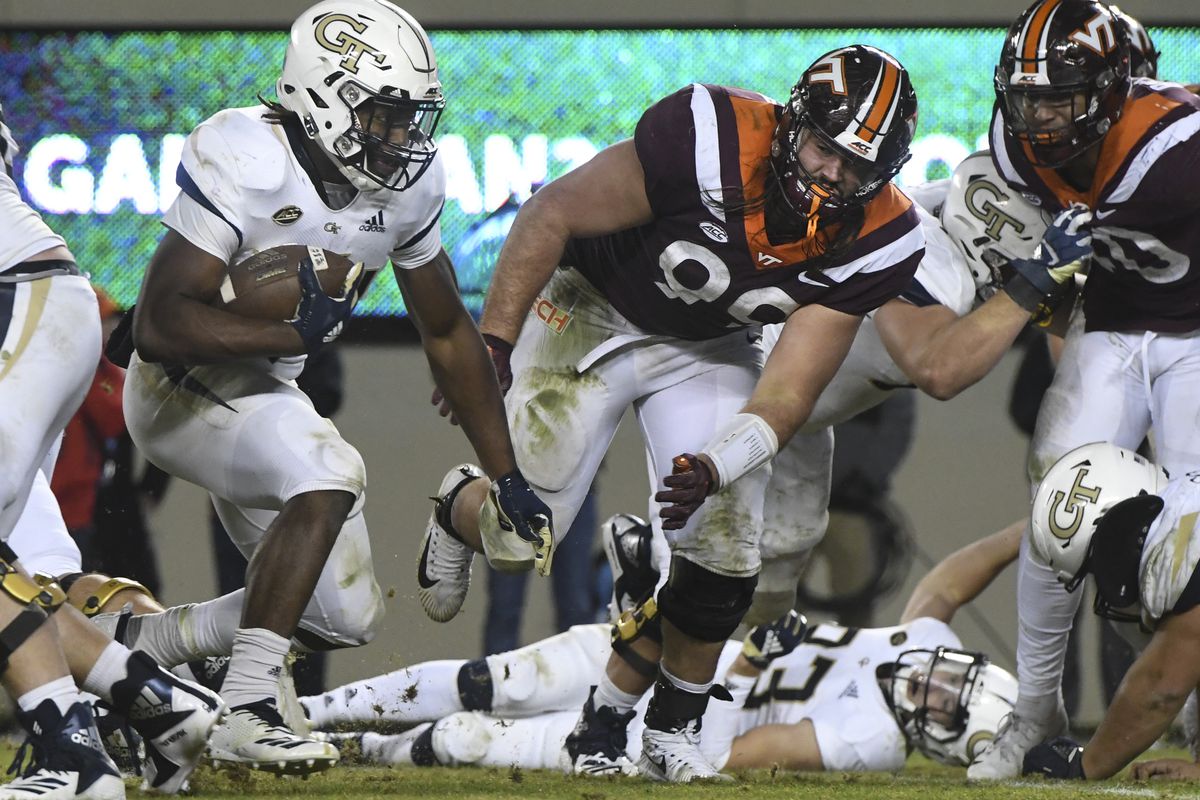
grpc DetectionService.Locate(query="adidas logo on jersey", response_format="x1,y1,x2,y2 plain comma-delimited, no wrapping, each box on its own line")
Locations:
360,211,387,233
838,681,859,700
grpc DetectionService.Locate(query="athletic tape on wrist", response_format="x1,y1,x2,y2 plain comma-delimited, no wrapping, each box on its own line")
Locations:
700,413,778,490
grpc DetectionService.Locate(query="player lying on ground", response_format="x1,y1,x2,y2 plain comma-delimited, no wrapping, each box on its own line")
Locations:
297,515,1021,775
1018,443,1200,781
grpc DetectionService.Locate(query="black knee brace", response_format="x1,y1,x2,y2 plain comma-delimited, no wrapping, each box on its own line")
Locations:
656,556,757,642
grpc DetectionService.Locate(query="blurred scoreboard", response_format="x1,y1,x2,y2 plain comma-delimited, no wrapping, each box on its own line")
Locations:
2,27,1195,315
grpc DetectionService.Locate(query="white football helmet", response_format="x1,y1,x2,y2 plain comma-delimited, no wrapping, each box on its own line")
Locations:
277,0,444,192
887,648,1018,766
1030,443,1169,591
940,151,1052,303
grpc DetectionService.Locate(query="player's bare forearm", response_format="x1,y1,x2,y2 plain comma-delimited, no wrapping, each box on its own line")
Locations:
480,139,655,344
901,519,1023,624
478,195,569,345
743,305,861,446
725,721,824,771
398,253,517,479
878,291,1028,401
1082,615,1200,779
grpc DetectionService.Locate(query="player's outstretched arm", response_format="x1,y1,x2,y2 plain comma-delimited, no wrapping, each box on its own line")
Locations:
900,519,1023,624
657,305,860,529
477,139,654,348
1080,608,1200,779
874,292,1032,401
723,721,825,771
134,230,307,363
397,249,517,480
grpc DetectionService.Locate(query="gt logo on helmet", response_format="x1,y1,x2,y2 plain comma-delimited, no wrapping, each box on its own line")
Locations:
314,13,386,74
1047,467,1101,540
964,179,1028,242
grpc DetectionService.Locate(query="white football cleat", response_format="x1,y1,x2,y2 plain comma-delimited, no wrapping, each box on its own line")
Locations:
967,698,1069,781
638,722,731,784
208,700,338,776
417,464,483,622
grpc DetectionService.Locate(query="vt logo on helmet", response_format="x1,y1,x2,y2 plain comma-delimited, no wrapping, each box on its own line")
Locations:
277,0,445,192
995,0,1132,167
771,45,917,237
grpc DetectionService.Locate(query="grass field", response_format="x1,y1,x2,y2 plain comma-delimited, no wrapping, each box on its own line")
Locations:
176,756,1200,800
31,748,1191,800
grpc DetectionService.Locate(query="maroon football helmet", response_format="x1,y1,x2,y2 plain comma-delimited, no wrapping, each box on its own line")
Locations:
995,0,1131,168
771,45,917,231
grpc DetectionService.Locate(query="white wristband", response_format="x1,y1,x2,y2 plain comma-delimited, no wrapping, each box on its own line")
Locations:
700,413,779,491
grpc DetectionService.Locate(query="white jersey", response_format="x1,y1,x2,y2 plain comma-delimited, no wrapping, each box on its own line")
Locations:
0,172,67,272
1138,477,1200,624
736,617,961,771
163,106,445,377
763,199,976,433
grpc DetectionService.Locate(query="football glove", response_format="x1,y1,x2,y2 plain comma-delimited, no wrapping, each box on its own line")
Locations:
492,470,555,576
655,454,715,531
1004,204,1091,312
290,255,363,352
430,333,515,425
742,610,808,670
1023,736,1087,780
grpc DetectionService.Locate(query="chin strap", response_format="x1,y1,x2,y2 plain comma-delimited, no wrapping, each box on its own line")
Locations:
806,184,832,238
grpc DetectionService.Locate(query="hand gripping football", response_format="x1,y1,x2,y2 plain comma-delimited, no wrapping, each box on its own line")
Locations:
215,244,363,320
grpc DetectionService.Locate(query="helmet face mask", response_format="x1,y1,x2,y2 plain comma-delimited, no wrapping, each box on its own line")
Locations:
886,648,1017,766
772,45,917,234
995,0,1131,168
277,0,445,192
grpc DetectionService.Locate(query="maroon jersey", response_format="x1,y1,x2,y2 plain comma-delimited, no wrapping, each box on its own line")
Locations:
990,80,1200,334
565,84,924,341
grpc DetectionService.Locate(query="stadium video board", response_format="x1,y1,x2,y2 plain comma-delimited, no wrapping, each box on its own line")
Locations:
1,27,1195,316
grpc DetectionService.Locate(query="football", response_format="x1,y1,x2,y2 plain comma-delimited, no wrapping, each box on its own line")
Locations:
214,244,362,320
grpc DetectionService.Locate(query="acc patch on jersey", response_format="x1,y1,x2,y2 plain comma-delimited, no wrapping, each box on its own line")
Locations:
272,205,303,225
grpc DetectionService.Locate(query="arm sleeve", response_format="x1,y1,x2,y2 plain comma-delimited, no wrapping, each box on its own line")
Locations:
161,121,246,262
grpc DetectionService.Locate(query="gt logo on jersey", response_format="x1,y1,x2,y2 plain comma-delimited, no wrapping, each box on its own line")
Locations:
965,178,1027,241
1047,466,1101,541
533,296,571,334
808,55,847,95
314,13,386,75
1070,13,1117,56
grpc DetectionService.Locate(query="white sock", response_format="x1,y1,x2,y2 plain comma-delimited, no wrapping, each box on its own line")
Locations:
359,725,432,765
127,591,243,666
221,627,290,708
660,663,713,694
18,676,82,716
81,641,132,703
592,672,643,713
1015,534,1083,700
305,659,466,730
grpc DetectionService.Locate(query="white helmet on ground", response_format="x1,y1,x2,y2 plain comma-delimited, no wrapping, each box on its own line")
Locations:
887,648,1018,766
940,151,1051,303
1030,443,1169,595
277,0,444,191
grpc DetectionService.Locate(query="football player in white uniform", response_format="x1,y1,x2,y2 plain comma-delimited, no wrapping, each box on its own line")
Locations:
120,0,552,774
1020,443,1200,780
0,104,224,800
299,516,1021,775
969,2,1200,779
